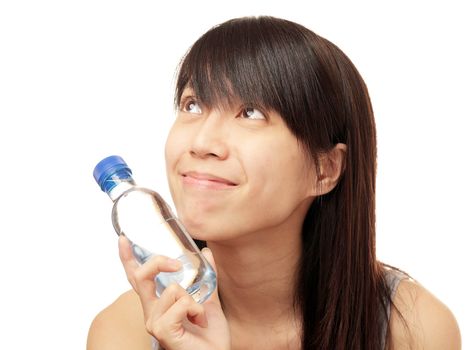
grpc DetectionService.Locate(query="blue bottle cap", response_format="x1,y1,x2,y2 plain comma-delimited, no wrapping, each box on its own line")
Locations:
93,155,132,192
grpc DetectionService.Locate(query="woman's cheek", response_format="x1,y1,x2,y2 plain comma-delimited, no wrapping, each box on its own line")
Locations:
165,126,190,175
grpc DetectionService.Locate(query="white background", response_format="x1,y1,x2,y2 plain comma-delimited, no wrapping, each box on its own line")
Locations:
0,1,467,349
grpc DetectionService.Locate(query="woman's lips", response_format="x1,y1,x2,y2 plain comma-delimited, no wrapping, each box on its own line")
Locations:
181,171,237,190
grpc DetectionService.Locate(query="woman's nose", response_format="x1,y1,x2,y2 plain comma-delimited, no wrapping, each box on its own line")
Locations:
190,111,229,160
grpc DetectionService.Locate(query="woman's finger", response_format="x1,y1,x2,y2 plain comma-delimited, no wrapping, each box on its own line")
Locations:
149,283,185,323
118,235,137,269
134,255,181,300
150,283,207,326
151,292,207,341
118,236,182,305
167,294,207,327
118,236,139,288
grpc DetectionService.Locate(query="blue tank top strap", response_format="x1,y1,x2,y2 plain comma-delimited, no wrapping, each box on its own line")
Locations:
380,267,411,349
151,337,161,350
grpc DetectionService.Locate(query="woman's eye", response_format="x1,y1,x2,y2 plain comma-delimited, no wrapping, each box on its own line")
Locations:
241,107,265,120
182,99,202,114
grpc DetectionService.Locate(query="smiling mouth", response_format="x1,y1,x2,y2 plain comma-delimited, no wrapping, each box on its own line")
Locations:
181,172,238,189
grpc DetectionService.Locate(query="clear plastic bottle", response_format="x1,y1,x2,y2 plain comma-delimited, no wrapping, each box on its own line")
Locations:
93,155,216,303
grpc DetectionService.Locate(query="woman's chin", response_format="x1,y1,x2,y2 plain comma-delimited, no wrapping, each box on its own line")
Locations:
179,214,212,239
183,219,230,243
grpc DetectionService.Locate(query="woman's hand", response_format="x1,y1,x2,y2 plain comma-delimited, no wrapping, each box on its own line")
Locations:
118,236,230,350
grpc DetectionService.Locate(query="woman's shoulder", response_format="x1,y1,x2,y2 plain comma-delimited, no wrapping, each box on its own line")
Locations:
388,277,461,349
86,289,151,350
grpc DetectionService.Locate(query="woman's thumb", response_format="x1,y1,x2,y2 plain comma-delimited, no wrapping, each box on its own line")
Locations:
202,247,217,273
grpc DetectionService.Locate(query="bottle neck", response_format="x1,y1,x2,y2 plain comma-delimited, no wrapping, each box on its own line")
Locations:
107,178,136,201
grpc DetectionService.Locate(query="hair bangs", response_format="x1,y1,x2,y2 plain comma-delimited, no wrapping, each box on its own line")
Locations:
175,18,288,113
174,17,336,157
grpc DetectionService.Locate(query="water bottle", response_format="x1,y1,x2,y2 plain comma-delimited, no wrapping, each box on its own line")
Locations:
93,155,216,303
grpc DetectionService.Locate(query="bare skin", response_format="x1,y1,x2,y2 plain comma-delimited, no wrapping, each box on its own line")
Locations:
87,90,461,349
87,247,461,350
386,279,461,350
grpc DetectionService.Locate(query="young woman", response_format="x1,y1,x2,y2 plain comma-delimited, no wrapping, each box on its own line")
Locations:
87,16,461,350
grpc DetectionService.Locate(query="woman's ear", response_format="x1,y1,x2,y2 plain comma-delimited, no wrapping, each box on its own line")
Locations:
312,143,347,196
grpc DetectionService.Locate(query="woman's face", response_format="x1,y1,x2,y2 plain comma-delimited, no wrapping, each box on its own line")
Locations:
165,88,317,242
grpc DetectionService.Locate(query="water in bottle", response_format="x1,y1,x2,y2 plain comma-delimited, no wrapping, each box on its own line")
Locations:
93,155,216,303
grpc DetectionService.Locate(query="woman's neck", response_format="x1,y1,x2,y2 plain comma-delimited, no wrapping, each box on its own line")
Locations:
205,198,312,349
207,216,303,327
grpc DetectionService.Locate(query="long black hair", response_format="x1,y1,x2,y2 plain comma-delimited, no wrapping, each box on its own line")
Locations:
175,16,395,349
